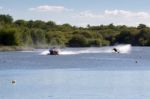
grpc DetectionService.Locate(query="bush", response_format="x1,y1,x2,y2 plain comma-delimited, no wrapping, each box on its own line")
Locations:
0,29,21,45
68,34,88,47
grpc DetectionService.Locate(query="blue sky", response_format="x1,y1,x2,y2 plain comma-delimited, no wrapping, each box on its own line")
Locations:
1,0,150,26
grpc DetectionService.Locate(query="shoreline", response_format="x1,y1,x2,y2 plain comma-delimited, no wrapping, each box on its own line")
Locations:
0,46,35,51
0,45,147,52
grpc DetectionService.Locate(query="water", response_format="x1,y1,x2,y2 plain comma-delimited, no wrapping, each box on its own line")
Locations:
0,45,150,99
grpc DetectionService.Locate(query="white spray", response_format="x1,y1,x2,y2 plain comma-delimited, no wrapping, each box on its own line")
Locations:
40,44,132,55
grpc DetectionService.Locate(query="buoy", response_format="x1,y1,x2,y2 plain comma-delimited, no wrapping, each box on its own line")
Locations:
135,61,138,63
11,80,16,84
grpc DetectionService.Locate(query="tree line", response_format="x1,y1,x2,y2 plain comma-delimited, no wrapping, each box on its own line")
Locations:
0,14,150,48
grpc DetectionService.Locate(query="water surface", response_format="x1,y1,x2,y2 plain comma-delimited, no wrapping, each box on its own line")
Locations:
0,46,150,99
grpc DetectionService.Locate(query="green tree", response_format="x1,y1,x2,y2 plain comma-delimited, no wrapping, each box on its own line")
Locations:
137,29,150,46
115,30,135,44
14,20,27,27
46,31,68,46
137,24,147,29
0,29,21,45
30,29,46,45
68,34,88,47
0,14,13,24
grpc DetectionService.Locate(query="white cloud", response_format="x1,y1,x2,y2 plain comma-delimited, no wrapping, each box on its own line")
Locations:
73,9,150,26
77,9,150,19
79,11,102,18
29,5,71,12
104,9,150,18
27,8,150,26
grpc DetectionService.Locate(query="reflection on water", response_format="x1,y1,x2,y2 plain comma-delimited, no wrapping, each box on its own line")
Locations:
0,69,150,99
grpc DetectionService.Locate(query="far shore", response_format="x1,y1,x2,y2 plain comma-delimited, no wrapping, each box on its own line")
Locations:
0,45,64,51
0,45,148,52
0,46,36,51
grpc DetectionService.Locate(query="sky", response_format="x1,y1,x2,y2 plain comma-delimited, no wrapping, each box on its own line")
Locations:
1,0,150,27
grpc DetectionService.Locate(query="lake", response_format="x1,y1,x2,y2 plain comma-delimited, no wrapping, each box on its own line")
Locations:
0,45,150,99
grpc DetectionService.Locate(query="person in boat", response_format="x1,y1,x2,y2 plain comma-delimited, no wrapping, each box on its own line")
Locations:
113,48,119,53
49,47,59,55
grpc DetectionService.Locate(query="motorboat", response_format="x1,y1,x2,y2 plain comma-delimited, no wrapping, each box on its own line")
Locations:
48,47,59,55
